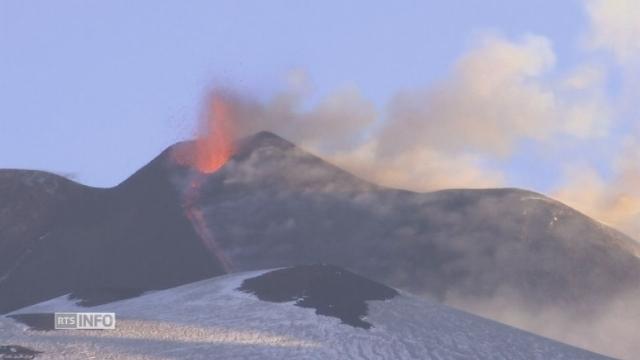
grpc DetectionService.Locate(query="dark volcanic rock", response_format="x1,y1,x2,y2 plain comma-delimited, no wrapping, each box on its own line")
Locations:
0,171,87,285
196,132,640,313
68,288,146,307
238,265,398,329
7,313,54,331
0,148,226,314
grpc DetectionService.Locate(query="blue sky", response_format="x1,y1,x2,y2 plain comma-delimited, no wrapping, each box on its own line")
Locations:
1,0,586,185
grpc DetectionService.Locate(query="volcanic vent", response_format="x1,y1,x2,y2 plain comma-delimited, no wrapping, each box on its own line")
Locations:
171,92,237,273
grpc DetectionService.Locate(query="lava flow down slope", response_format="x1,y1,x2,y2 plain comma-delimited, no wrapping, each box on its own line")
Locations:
2,126,640,357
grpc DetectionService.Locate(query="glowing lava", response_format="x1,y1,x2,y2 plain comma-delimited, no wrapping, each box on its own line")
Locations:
192,94,235,173
177,93,236,273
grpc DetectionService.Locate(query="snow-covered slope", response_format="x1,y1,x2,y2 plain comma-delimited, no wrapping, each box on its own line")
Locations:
1,266,609,360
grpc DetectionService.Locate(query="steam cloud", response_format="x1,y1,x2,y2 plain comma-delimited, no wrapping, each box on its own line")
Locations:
220,0,639,239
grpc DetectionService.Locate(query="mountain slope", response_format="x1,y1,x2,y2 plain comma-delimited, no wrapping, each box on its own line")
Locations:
0,149,225,314
1,131,639,358
193,132,640,310
2,266,610,360
183,132,640,358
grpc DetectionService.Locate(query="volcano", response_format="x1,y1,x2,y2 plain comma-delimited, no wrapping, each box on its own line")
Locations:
1,131,639,358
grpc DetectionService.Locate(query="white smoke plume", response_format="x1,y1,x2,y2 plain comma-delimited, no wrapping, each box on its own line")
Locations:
225,34,627,225
210,0,640,241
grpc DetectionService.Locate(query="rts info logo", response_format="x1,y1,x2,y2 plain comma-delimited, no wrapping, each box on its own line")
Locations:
54,312,116,330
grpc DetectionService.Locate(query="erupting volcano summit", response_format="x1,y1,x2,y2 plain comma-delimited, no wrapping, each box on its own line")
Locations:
171,92,236,173
172,92,238,272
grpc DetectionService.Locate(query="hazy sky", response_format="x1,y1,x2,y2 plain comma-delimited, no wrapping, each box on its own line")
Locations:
1,1,639,237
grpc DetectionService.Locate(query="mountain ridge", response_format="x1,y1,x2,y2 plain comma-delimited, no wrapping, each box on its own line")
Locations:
1,131,639,358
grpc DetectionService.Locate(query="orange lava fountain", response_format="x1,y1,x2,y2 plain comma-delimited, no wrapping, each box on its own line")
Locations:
177,93,236,273
192,94,235,174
